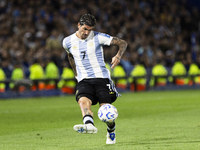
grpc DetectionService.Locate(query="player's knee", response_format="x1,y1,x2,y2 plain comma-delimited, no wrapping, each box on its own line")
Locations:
78,97,92,107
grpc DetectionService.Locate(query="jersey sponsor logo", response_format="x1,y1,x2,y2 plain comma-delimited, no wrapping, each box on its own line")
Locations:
72,46,78,49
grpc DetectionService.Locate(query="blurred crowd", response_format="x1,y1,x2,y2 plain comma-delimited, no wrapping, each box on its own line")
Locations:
0,0,200,79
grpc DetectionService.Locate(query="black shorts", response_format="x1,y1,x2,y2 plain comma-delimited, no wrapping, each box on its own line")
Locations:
75,78,118,105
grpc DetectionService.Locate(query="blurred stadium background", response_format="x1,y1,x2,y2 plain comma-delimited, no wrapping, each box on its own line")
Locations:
1,0,200,98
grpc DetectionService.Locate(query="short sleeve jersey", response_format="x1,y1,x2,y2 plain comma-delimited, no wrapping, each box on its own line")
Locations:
62,31,113,82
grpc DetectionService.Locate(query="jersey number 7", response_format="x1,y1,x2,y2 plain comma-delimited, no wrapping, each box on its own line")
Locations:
81,51,86,60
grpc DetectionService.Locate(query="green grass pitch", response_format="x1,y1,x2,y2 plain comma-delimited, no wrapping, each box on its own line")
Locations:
0,89,200,150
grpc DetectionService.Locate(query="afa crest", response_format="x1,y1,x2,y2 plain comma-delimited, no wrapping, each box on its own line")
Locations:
89,42,93,47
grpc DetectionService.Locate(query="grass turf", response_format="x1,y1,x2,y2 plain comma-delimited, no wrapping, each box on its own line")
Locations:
0,89,200,150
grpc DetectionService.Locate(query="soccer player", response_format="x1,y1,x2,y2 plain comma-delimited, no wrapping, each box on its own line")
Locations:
62,14,127,144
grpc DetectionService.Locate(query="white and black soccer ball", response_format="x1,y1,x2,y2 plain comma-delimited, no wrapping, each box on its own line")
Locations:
98,104,118,123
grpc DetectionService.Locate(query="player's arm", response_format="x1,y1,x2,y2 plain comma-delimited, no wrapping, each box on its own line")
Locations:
110,37,128,69
68,53,77,77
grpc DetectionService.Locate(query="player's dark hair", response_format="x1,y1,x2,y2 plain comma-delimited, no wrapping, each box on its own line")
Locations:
79,14,96,27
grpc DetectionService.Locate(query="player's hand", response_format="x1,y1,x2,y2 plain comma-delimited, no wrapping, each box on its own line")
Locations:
111,55,121,69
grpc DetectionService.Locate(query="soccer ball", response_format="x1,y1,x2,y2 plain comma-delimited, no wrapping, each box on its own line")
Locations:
98,104,118,123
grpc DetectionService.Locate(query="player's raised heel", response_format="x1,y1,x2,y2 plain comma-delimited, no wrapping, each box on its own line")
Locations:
73,123,98,134
106,131,116,144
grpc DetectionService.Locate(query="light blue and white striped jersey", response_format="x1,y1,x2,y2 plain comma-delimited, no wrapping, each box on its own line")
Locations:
62,31,113,82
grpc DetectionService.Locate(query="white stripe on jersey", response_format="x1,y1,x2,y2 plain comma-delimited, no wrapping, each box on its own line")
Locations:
62,31,113,82
87,37,104,77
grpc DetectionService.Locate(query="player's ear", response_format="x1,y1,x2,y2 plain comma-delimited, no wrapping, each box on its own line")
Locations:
78,22,81,29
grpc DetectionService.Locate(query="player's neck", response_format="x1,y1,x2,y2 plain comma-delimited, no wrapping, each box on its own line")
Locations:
76,31,90,40
76,31,85,40
76,31,81,39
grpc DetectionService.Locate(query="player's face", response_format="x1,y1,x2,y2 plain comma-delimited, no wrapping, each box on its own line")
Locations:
77,23,94,40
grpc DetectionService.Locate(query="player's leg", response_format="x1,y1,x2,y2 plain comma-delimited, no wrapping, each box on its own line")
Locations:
100,103,116,144
96,78,118,144
78,97,94,124
73,79,98,134
73,97,98,133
